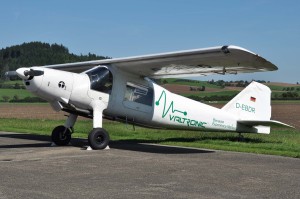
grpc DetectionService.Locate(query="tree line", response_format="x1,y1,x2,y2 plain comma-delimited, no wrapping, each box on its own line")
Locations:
207,79,268,88
0,41,109,79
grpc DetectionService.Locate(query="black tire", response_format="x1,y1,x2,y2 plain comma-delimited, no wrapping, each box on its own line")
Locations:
88,128,110,150
51,125,71,146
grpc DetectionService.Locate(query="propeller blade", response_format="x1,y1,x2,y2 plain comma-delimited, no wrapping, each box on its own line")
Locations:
16,68,44,80
24,69,44,77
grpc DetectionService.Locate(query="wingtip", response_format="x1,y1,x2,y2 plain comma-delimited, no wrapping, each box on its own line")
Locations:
227,45,278,71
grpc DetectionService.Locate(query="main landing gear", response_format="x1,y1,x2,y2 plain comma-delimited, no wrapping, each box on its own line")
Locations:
88,128,110,149
51,125,110,149
51,101,110,150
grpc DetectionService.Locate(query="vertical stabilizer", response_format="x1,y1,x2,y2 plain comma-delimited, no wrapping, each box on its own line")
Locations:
222,81,271,121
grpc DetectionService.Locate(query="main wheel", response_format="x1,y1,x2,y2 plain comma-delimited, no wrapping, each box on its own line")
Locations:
51,125,71,146
88,128,110,150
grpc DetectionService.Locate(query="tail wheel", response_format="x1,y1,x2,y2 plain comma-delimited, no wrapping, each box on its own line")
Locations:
88,128,110,150
52,125,71,146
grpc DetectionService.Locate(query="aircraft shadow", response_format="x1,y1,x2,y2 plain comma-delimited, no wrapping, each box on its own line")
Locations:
0,133,214,154
0,133,279,152
0,133,50,141
0,133,89,149
109,140,214,154
109,135,282,153
0,133,52,149
159,136,282,144
70,139,213,154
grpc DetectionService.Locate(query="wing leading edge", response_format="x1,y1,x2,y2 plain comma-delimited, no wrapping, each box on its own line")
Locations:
41,45,277,78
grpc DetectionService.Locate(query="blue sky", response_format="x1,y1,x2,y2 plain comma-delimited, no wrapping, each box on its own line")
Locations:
0,0,299,83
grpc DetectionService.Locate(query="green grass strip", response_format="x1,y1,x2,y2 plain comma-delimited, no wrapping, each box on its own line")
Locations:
0,118,299,158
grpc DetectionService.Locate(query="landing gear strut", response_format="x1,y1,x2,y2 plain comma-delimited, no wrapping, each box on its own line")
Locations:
87,100,110,150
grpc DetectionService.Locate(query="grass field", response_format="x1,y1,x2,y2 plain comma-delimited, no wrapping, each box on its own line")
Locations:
267,85,287,91
0,80,31,101
0,80,23,85
0,89,33,99
0,118,299,158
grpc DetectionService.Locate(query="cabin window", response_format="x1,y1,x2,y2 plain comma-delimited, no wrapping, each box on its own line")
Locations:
86,67,113,94
124,82,153,106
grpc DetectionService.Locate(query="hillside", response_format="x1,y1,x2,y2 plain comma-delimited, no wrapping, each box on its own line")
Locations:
0,41,109,79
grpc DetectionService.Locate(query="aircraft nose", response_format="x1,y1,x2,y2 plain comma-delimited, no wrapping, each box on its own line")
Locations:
16,67,31,80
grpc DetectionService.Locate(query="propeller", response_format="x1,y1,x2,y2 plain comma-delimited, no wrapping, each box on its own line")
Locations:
23,69,44,77
4,68,44,80
16,68,44,80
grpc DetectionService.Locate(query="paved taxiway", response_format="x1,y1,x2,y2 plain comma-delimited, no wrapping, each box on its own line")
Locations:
0,131,299,199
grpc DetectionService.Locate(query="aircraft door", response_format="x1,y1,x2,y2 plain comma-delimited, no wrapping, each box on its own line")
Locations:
86,66,113,106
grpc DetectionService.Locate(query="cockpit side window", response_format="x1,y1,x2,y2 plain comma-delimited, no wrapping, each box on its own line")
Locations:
124,82,153,106
86,67,113,94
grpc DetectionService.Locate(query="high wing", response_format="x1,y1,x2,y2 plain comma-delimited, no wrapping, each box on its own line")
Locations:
41,45,277,78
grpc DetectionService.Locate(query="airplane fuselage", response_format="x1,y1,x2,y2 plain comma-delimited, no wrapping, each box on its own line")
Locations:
20,66,260,134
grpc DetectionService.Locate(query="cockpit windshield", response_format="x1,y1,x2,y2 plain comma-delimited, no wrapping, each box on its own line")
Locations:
86,67,113,94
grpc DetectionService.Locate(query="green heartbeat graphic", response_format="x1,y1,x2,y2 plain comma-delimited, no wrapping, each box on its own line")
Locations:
155,90,187,118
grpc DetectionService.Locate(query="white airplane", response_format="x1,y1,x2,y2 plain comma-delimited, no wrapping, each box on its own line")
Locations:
8,45,292,149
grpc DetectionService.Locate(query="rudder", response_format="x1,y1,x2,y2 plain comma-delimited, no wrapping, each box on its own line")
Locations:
222,81,271,121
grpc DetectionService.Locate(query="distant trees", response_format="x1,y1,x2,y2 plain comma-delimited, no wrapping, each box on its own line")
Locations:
187,94,237,102
14,83,21,89
281,92,299,98
208,79,251,87
272,91,300,100
2,96,10,102
0,41,110,80
13,95,19,101
282,87,300,91
189,86,205,91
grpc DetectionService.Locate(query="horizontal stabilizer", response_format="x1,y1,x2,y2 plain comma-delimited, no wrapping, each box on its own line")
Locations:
238,120,294,128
